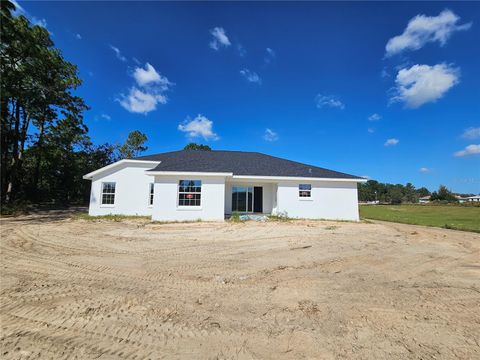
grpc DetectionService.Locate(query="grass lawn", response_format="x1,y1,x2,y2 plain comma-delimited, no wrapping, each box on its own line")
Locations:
360,204,480,233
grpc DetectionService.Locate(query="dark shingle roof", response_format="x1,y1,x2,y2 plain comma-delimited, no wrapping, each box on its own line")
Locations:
135,150,361,179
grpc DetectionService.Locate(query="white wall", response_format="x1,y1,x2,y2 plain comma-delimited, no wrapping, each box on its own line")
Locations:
224,182,275,214
275,180,360,221
88,163,155,216
152,175,226,221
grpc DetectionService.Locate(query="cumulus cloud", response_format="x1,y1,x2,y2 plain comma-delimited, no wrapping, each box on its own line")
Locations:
100,113,111,120
419,167,431,173
118,63,172,114
385,9,472,57
240,69,262,84
314,94,345,110
178,115,219,141
390,63,459,108
368,113,382,121
264,47,276,64
454,144,480,157
132,63,171,87
109,45,127,62
75,33,82,40
263,128,279,142
368,127,375,134
119,88,167,114
462,127,480,140
384,138,399,146
209,27,231,50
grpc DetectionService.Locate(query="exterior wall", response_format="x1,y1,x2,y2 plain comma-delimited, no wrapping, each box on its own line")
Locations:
224,182,275,214
152,175,226,221
88,163,155,216
275,180,360,221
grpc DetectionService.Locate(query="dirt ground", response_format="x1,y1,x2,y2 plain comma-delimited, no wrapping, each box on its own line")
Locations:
1,213,479,359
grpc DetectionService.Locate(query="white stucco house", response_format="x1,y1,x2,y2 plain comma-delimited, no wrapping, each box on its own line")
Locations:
83,150,366,221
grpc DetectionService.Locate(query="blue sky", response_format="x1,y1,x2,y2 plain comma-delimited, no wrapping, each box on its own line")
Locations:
16,1,480,193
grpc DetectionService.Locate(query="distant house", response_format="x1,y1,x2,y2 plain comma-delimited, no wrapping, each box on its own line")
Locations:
419,195,431,204
463,195,480,202
83,150,366,221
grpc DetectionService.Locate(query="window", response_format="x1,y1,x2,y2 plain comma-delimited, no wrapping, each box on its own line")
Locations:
101,182,116,205
178,180,201,206
299,184,311,198
149,183,154,206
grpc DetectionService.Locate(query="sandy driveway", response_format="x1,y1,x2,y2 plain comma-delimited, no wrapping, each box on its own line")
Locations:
1,213,479,359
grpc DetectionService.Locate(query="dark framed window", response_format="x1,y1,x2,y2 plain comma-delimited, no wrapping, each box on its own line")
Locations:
101,182,116,205
149,183,154,206
178,180,201,206
299,184,311,198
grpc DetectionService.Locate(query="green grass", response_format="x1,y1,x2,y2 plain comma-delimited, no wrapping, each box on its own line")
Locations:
360,204,480,233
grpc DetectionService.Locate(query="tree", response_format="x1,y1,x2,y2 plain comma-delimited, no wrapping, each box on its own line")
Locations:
184,143,211,151
1,1,87,204
118,130,148,159
416,187,431,198
430,185,457,202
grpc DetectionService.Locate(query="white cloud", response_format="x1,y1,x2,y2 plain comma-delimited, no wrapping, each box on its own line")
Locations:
75,33,82,40
100,113,111,120
12,0,48,29
419,167,431,173
263,128,279,142
264,47,276,64
454,144,480,157
368,127,375,134
240,69,262,84
462,127,480,140
384,138,399,146
118,87,167,114
368,113,382,121
209,27,231,50
132,63,171,87
178,115,219,141
385,9,472,57
314,94,345,110
118,63,172,114
109,45,127,62
390,63,459,108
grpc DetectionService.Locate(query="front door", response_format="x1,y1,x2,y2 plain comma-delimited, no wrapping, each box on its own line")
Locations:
254,187,263,213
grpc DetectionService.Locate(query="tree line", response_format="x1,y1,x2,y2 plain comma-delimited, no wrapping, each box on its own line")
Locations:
0,1,148,208
358,181,473,204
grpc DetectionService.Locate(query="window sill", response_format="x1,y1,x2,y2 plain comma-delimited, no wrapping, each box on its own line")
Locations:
177,206,203,211
100,204,115,208
299,198,313,201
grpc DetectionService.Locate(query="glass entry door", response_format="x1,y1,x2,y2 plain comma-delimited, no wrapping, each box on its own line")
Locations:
232,186,253,213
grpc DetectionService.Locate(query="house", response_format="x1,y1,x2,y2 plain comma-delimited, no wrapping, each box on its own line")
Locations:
83,150,366,221
419,195,431,204
464,195,480,202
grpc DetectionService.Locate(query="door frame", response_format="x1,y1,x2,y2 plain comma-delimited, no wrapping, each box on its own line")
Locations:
231,185,263,213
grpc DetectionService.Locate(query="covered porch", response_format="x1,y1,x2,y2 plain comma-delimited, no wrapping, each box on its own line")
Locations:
224,180,278,215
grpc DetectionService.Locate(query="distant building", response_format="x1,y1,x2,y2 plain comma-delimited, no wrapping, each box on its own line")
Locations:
419,195,431,204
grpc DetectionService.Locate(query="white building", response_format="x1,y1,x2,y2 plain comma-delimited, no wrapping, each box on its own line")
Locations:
83,150,366,221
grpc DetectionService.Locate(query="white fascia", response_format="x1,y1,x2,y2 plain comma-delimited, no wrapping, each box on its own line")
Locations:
231,175,367,183
146,171,233,177
83,159,161,180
